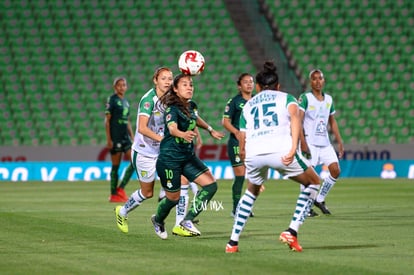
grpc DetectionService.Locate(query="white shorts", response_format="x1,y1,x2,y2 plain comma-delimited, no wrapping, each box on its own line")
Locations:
131,150,157,183
308,144,339,167
244,152,311,185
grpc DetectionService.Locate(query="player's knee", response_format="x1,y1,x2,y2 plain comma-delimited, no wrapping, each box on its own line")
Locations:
329,164,341,178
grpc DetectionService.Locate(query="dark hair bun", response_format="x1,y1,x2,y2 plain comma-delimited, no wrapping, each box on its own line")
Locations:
263,61,277,74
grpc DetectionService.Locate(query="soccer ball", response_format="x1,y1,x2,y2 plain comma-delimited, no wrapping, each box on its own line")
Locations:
178,50,205,76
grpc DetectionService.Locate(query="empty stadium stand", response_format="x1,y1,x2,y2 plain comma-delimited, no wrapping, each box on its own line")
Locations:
0,0,412,146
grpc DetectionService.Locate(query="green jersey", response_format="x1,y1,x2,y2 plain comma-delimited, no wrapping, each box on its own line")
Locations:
223,93,246,140
105,93,131,142
159,101,198,160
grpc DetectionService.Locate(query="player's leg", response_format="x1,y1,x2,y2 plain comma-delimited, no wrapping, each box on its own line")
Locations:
226,156,267,253
114,152,156,232
109,150,123,202
151,158,181,239
280,162,320,252
172,177,193,236
117,147,134,200
227,140,246,216
314,145,340,214
231,165,246,216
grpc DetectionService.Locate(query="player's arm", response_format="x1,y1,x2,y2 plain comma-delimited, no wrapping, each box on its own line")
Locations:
298,110,311,159
282,102,300,165
127,117,134,140
168,122,196,143
105,113,112,149
138,114,163,142
222,117,243,142
196,116,224,140
329,115,344,159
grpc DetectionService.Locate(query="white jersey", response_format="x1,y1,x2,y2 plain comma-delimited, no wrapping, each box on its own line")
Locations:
240,90,298,157
298,91,335,147
131,88,164,157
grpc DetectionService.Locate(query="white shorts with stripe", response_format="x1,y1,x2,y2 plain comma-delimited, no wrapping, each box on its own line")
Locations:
131,150,157,183
244,152,311,186
307,144,339,167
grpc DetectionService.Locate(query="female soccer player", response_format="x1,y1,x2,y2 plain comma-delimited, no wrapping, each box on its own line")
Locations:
225,61,321,253
105,77,134,203
114,68,199,235
150,73,224,239
222,73,255,216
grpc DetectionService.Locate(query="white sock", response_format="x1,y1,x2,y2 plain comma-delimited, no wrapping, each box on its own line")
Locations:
230,190,256,242
300,184,306,192
289,184,319,232
189,182,198,195
316,175,336,203
158,188,166,200
120,189,146,217
175,185,189,226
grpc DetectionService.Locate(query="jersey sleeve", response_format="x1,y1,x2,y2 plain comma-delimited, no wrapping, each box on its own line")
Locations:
165,106,178,127
105,96,113,115
287,94,299,108
138,95,154,117
330,100,336,115
297,93,307,111
222,98,233,119
239,109,246,131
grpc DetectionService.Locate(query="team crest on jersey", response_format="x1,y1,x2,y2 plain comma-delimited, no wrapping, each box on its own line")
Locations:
117,100,122,106
166,114,172,122
144,102,151,110
166,180,172,188
140,171,148,178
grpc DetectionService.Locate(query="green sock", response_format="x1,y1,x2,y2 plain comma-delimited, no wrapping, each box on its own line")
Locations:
155,197,179,223
232,176,245,213
110,165,119,195
119,163,134,189
184,182,218,221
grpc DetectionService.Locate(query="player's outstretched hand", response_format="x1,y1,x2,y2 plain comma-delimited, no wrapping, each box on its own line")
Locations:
210,130,225,140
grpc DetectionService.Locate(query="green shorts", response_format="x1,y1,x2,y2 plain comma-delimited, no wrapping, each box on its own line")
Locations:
156,153,209,192
227,137,244,167
110,138,132,155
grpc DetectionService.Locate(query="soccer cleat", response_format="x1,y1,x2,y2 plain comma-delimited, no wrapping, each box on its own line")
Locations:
116,188,128,201
307,209,319,217
151,215,168,240
314,201,331,215
179,220,201,236
279,231,303,252
114,206,128,233
172,225,193,237
109,194,127,203
225,243,239,253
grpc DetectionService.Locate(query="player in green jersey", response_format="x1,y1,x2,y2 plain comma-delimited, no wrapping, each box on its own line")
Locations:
222,73,256,217
105,77,134,203
151,74,225,239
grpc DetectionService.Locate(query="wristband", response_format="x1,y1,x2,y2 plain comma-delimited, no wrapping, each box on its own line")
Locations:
207,126,213,132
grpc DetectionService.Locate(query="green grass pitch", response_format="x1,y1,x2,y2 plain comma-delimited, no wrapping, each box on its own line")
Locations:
1,178,413,274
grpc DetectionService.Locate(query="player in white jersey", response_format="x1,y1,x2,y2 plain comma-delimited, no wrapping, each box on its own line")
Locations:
225,61,321,253
114,67,198,235
298,69,344,215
